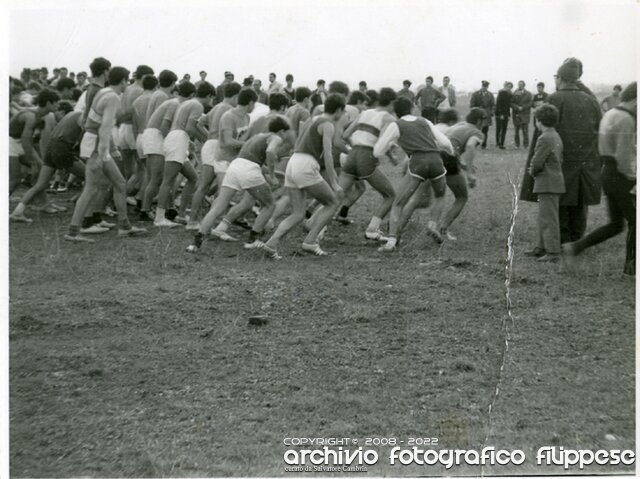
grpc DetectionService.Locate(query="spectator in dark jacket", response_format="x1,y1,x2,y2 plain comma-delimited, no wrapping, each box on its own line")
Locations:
563,82,636,274
470,80,495,148
550,58,602,243
511,80,533,148
495,81,513,149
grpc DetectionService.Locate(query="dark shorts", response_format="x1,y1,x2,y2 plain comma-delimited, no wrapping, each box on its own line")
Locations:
43,140,77,170
342,145,379,179
441,152,461,176
408,151,446,181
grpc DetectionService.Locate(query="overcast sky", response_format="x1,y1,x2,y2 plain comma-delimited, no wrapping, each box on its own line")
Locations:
6,0,639,92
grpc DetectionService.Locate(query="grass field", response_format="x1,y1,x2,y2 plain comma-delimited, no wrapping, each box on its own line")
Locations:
9,147,635,476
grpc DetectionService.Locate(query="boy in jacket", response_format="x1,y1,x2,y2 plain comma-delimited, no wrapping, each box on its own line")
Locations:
525,104,565,262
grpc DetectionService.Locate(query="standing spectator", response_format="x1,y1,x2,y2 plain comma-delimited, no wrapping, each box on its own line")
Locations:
397,80,414,102
76,71,89,90
312,79,327,105
563,82,636,275
267,73,283,94
358,81,367,93
253,79,269,104
495,81,513,149
532,81,550,135
524,104,565,262
216,71,234,104
51,67,68,87
549,57,602,243
437,76,457,112
470,80,495,148
38,68,49,85
180,73,191,84
195,71,207,89
601,84,622,112
283,74,295,103
49,68,61,85
511,80,533,148
415,76,445,122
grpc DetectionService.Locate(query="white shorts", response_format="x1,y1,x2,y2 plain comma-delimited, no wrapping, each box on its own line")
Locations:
163,130,190,164
117,123,136,150
222,158,267,191
80,132,98,159
135,134,146,159
142,128,164,156
9,137,24,157
284,152,324,189
201,139,218,168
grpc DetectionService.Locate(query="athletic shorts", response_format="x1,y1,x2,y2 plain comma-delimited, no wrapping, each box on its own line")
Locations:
142,128,164,156
43,140,76,170
284,152,324,189
441,152,461,176
135,135,146,159
9,137,24,157
222,158,267,191
117,123,136,150
342,145,379,179
163,130,190,164
408,151,446,181
201,139,229,172
80,131,98,159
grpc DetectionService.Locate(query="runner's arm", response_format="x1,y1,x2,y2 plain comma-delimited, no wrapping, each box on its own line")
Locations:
20,113,42,164
99,97,118,159
320,122,339,189
373,122,399,159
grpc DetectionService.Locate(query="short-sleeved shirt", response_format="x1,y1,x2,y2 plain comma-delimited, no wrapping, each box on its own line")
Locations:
146,98,180,132
215,108,250,162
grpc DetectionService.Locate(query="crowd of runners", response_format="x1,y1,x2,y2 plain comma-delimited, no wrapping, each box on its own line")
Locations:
8,58,636,272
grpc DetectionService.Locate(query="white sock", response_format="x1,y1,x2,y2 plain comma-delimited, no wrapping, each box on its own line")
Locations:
367,216,382,231
155,207,165,222
387,236,397,247
216,219,230,232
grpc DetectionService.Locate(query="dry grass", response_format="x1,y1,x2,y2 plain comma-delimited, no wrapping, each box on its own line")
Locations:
9,147,634,476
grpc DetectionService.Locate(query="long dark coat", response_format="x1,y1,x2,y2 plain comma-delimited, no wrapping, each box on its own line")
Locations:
520,84,602,205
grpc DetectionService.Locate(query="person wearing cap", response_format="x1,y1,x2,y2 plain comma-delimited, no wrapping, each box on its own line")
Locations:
511,80,533,148
469,80,495,148
563,82,636,275
548,57,602,243
216,71,234,104
397,80,414,102
600,84,623,112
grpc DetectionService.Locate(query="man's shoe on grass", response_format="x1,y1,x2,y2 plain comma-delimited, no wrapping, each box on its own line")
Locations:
210,229,237,242
9,213,33,223
118,226,148,237
154,218,180,228
537,253,560,263
64,234,95,243
524,246,546,257
80,225,110,234
365,229,389,241
301,243,329,256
